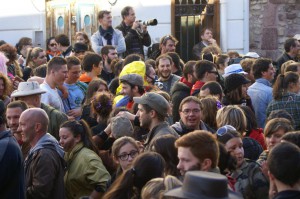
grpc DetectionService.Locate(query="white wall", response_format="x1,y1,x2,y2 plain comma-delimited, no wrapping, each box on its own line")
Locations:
0,0,46,47
220,0,249,54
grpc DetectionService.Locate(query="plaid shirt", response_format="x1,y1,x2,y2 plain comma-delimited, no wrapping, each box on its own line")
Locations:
266,92,300,130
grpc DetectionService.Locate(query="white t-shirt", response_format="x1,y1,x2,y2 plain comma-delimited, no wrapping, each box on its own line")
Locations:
40,82,65,113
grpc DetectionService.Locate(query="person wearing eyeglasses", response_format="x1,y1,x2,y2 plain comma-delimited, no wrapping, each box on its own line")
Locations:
172,96,215,136
217,125,269,199
149,34,178,60
46,36,62,61
59,120,110,199
107,136,140,188
191,60,219,96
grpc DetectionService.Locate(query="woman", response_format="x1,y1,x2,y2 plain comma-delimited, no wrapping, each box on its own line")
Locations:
0,73,12,106
267,72,300,130
59,120,110,199
257,118,293,166
216,105,247,136
216,54,229,76
103,152,165,199
75,31,92,51
223,73,254,111
0,43,24,79
23,47,47,81
199,96,220,130
15,37,32,68
217,125,269,199
46,36,61,61
90,91,113,135
107,136,140,187
240,105,267,150
150,135,180,177
81,79,109,128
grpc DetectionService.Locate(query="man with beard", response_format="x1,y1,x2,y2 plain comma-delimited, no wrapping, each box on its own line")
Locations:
156,54,180,94
172,96,215,135
119,74,144,111
100,45,118,84
171,61,197,122
6,101,30,159
149,34,178,60
133,92,179,151
175,130,219,176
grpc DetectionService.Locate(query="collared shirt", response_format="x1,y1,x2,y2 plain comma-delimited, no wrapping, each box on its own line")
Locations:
266,92,300,130
248,78,273,128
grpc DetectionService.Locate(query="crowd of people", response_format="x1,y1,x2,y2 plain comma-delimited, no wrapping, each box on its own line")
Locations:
1,5,300,199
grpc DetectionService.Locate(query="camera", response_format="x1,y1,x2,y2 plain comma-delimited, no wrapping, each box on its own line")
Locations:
141,19,158,26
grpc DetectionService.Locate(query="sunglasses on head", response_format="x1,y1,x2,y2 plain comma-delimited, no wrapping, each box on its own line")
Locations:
216,125,236,137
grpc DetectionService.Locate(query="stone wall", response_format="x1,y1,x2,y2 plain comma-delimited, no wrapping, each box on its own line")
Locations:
249,0,300,61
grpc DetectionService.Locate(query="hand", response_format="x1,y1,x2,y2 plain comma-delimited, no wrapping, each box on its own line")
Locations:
117,111,136,121
208,38,216,45
104,123,112,135
141,24,147,33
260,160,269,179
67,108,82,118
132,21,141,30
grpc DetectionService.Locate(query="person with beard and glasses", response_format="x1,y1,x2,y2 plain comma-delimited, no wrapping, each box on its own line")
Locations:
118,74,144,111
91,10,126,56
175,130,219,177
116,6,151,57
172,96,215,136
156,54,180,94
171,61,197,122
100,45,118,84
133,92,179,151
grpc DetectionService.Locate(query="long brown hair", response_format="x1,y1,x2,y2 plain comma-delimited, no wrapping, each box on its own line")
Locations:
273,72,299,100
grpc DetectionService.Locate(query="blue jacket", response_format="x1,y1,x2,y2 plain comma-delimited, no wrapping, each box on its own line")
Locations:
248,78,273,128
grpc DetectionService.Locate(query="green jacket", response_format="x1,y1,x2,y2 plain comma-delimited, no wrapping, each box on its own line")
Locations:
64,143,110,199
41,103,68,140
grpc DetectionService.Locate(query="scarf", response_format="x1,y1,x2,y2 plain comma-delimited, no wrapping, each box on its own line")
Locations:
99,26,114,45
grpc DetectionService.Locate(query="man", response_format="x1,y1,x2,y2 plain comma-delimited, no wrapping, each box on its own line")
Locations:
172,96,215,135
248,58,274,128
192,28,217,60
6,101,30,159
191,60,218,96
99,45,118,84
60,56,87,120
91,10,126,55
55,34,73,58
268,142,300,199
0,100,25,198
171,61,197,122
199,81,224,101
40,57,68,113
133,92,179,151
116,6,151,57
156,54,180,94
79,52,103,84
117,74,144,110
149,34,178,60
175,130,219,176
11,81,68,140
18,108,65,199
276,38,300,78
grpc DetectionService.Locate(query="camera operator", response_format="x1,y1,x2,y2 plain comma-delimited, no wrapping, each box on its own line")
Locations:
116,6,151,57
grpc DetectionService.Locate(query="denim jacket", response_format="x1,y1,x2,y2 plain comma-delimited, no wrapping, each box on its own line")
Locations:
247,78,272,128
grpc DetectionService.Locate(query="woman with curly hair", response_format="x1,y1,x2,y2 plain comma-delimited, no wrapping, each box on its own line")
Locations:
90,91,114,135
81,79,109,128
0,72,12,106
0,43,23,78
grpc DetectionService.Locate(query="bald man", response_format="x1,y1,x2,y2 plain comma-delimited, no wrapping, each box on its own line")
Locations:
18,108,65,199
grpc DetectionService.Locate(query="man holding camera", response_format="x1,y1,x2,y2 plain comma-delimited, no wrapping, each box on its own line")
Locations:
116,6,151,57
